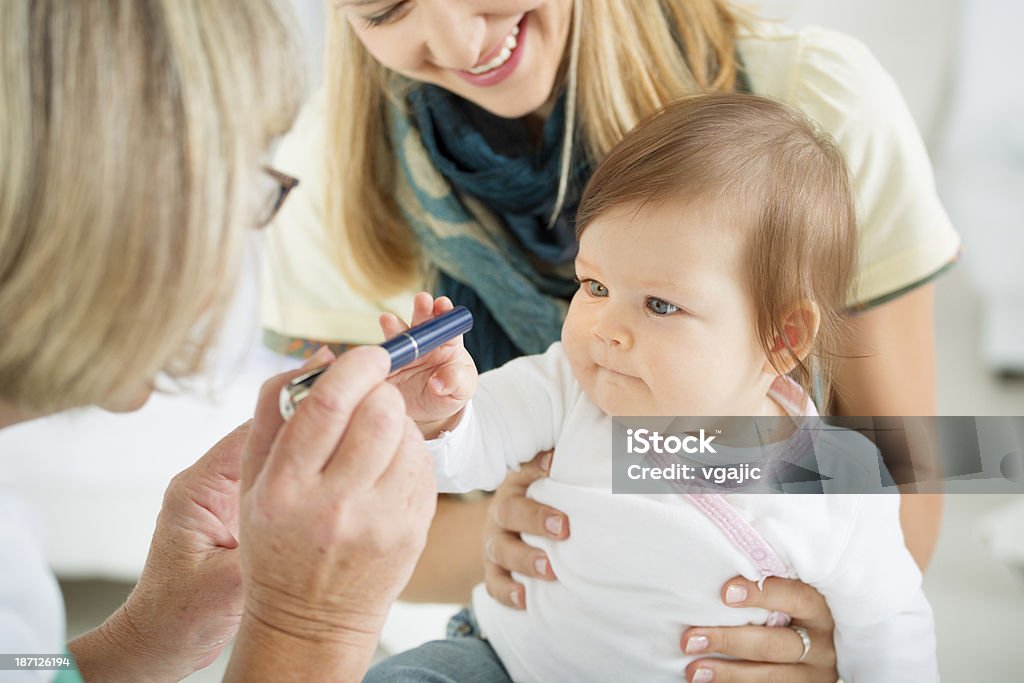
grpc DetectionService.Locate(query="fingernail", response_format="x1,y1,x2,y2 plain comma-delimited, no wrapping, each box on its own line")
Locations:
693,667,714,683
484,538,496,563
725,584,748,605
302,345,330,368
540,452,553,473
534,557,548,576
429,376,445,393
685,635,708,654
544,515,563,536
509,590,521,608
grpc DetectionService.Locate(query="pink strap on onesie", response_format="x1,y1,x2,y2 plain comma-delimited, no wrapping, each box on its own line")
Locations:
684,493,792,627
681,377,817,628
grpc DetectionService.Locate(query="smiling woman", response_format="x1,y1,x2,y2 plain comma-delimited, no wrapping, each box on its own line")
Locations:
262,1,961,680
318,2,745,338
338,1,571,117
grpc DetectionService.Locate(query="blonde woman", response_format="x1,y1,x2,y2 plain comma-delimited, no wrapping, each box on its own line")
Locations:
368,93,936,683
264,2,959,679
0,2,435,681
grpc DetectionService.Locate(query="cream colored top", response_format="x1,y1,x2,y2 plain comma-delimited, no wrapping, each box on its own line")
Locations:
261,23,960,347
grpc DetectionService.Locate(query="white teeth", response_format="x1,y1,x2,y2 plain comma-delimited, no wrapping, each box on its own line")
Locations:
466,26,520,75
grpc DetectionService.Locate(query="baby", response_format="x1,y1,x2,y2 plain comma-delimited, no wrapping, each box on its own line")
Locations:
367,94,937,682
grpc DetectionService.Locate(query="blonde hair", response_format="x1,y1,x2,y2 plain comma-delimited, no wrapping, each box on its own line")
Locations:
324,0,750,298
0,0,305,413
576,94,858,400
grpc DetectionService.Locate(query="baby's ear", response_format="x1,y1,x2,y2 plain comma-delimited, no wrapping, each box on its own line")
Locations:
762,300,820,375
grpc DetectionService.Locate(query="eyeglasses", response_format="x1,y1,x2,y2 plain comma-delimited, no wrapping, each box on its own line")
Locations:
255,166,299,228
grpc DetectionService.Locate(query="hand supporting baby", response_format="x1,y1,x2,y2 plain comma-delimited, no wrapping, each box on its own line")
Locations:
379,292,479,439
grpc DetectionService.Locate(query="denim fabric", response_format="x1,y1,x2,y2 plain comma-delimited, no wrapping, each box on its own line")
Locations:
363,608,512,683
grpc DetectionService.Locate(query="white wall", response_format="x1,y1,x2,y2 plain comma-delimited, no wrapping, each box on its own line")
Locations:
934,0,1024,372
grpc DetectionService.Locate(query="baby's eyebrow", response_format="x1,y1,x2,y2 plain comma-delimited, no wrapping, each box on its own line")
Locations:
635,276,681,290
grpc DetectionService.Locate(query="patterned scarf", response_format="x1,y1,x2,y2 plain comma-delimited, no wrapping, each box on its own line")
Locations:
391,85,593,371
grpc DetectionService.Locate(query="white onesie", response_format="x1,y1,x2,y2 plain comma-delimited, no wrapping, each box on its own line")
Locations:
428,342,938,683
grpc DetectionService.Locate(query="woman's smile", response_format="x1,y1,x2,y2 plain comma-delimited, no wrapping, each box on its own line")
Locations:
458,15,524,83
346,1,574,119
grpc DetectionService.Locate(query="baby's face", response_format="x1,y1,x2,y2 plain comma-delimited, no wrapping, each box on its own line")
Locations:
563,198,776,417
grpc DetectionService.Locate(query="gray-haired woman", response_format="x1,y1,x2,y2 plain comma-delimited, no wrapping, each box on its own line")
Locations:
0,2,435,680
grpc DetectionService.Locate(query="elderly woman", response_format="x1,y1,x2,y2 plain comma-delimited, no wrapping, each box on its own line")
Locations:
0,1,436,680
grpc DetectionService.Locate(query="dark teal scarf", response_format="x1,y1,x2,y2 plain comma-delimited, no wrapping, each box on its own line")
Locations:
396,85,593,371
392,69,748,371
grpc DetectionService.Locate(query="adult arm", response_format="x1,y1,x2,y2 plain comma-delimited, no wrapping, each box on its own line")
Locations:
831,283,942,570
775,25,951,572
399,494,490,604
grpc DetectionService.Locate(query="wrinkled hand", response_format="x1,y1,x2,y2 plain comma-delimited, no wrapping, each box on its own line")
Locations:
483,451,568,609
682,576,838,682
99,420,249,681
379,292,477,435
237,345,437,649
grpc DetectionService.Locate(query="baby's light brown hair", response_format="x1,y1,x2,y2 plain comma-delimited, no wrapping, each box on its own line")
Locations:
577,93,857,404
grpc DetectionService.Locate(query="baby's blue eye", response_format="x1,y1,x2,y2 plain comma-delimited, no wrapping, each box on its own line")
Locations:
646,297,679,315
586,280,609,297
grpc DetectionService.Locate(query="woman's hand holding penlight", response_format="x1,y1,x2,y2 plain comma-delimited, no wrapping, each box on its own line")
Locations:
227,345,438,681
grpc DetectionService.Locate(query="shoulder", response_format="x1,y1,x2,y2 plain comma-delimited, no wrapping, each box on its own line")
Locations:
740,23,906,140
480,342,578,396
477,342,587,425
745,492,899,585
739,23,960,306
